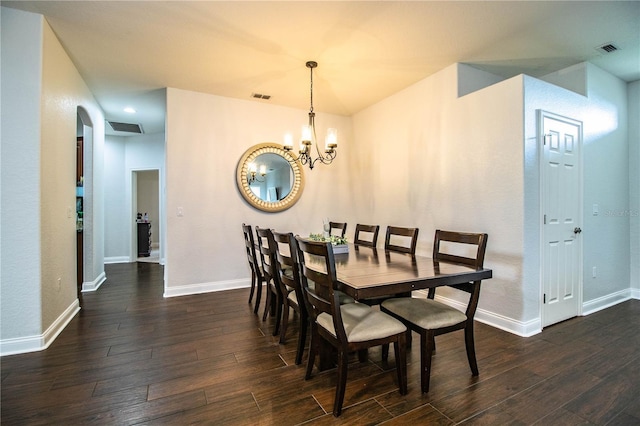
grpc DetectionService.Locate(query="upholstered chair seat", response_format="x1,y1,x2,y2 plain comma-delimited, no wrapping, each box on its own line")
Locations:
381,298,467,330
317,303,406,342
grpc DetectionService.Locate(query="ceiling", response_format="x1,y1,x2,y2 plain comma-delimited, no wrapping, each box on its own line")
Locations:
3,1,639,136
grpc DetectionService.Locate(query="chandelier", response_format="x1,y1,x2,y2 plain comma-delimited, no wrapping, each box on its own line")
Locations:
247,162,266,184
283,61,338,170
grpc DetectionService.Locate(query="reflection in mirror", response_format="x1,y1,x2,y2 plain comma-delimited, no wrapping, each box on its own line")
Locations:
247,153,293,202
236,143,304,212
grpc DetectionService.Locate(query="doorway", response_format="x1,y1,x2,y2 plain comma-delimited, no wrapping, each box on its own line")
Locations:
76,107,94,299
539,110,583,327
132,169,161,263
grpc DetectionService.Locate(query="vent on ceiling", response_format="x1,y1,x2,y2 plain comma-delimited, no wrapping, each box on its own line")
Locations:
251,93,271,100
597,43,619,54
108,121,144,134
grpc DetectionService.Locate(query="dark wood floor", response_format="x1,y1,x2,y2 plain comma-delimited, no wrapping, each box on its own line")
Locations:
2,263,639,425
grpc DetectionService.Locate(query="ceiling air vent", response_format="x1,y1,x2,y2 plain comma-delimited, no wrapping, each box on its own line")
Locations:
251,93,271,100
597,43,619,54
108,121,144,134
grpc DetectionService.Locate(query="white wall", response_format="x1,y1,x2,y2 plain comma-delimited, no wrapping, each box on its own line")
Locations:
104,132,166,263
1,7,106,354
582,65,630,306
629,80,640,296
352,64,530,331
104,137,128,260
1,7,44,343
165,88,352,296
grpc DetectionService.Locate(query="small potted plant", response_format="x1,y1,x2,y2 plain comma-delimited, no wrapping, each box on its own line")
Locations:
308,233,349,254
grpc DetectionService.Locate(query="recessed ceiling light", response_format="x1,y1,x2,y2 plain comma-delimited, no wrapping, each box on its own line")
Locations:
123,107,136,113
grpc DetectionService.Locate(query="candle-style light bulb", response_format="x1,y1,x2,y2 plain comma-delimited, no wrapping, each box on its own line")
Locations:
284,133,293,150
325,128,338,150
301,125,312,144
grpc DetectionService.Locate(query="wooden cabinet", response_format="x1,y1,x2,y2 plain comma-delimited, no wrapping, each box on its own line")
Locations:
137,223,152,257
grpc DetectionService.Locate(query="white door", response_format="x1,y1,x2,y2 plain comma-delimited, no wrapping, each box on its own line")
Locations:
540,111,583,327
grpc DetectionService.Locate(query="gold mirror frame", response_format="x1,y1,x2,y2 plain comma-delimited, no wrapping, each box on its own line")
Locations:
236,143,305,212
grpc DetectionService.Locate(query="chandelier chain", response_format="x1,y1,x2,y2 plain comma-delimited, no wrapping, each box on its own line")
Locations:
309,63,314,114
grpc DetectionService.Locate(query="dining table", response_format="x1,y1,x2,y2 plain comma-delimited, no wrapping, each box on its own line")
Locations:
311,243,493,370
332,244,492,299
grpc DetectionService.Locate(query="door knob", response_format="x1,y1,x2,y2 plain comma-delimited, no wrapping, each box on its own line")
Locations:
573,227,582,234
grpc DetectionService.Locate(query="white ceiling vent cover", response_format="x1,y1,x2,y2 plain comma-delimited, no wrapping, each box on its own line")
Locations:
108,121,144,133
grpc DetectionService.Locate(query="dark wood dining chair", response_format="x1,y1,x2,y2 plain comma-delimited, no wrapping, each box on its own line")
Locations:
273,231,308,365
295,236,408,417
353,224,380,247
381,230,488,393
384,226,419,254
242,223,265,314
256,226,288,336
360,225,418,307
329,221,347,238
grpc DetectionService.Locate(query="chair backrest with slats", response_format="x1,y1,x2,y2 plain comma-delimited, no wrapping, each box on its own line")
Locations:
295,236,347,342
255,226,278,283
430,230,488,316
242,223,260,275
384,226,419,254
329,221,347,238
273,231,303,306
433,230,488,269
354,224,380,247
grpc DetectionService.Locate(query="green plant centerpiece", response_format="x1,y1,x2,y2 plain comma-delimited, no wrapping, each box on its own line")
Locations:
309,233,349,253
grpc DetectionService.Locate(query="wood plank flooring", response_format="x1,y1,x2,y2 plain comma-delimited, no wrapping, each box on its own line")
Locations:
2,262,639,425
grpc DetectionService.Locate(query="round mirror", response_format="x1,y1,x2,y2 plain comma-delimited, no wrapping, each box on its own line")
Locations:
236,143,305,212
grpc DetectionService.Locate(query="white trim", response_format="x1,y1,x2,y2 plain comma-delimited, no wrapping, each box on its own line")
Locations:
0,299,80,356
164,278,251,298
631,288,640,300
582,289,632,316
104,256,130,264
82,271,106,292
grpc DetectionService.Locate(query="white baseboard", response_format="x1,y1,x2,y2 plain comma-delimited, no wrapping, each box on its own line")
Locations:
82,271,106,292
0,298,80,356
164,278,251,298
104,256,130,264
582,289,632,316
630,287,640,300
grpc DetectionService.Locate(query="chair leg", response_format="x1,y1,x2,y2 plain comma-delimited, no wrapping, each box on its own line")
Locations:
262,284,272,321
464,324,479,376
381,343,389,361
295,313,308,365
279,304,290,344
272,292,283,336
305,326,318,380
248,269,256,304
333,349,349,417
394,333,408,395
253,278,263,314
421,330,435,393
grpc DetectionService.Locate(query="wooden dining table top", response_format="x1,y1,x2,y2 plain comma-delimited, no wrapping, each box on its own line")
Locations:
330,244,493,300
